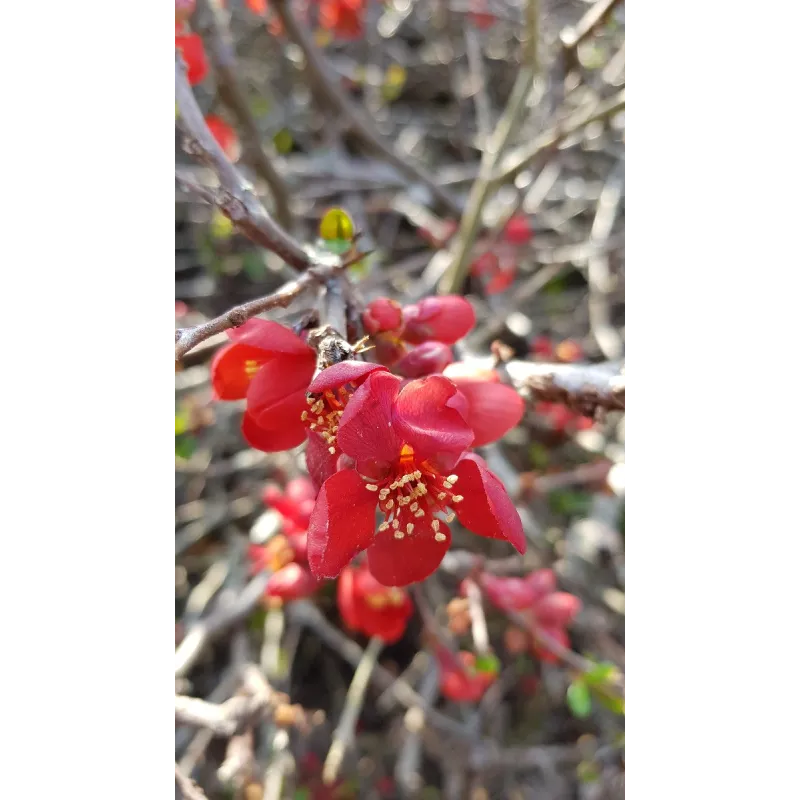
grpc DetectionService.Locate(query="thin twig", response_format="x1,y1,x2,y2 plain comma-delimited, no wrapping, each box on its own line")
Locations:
174,255,362,360
271,0,461,216
463,579,490,656
493,88,625,186
195,0,293,230
175,51,310,270
175,692,273,737
322,636,384,785
176,763,209,800
175,572,270,678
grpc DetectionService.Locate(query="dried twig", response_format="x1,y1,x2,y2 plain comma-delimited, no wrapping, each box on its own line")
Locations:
271,0,461,216
194,0,293,230
175,51,310,270
175,763,209,800
322,636,384,785
175,693,272,737
174,256,359,360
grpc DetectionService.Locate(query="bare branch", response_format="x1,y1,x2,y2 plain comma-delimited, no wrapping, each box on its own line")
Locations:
194,0,293,230
175,51,310,270
175,693,272,737
174,256,362,361
505,359,625,413
175,764,209,800
271,0,461,216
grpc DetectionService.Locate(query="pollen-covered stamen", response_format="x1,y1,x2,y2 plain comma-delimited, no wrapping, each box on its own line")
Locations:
301,385,354,453
244,359,261,379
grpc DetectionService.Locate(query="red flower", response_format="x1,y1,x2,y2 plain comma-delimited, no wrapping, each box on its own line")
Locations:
485,263,517,295
210,319,316,452
503,214,533,246
266,562,320,601
262,477,316,534
531,335,554,359
443,363,525,447
302,361,388,490
480,568,557,612
439,651,496,702
319,0,365,40
307,370,525,586
395,341,454,378
362,297,403,335
401,296,476,345
337,563,413,643
554,339,584,363
175,32,208,85
204,114,241,162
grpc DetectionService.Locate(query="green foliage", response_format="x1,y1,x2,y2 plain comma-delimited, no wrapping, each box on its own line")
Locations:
566,679,592,718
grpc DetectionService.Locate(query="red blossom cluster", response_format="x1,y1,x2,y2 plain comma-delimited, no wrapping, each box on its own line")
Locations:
239,0,367,42
248,477,320,602
437,647,497,703
210,291,528,586
336,562,413,643
175,3,207,86
479,569,581,663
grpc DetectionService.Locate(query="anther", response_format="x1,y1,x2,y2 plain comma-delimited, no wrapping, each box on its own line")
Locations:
443,481,453,489
378,522,390,532
437,492,447,501
301,411,308,421
406,523,414,534
413,470,422,480
392,519,400,529
414,509,425,518
379,489,390,500
384,499,394,510
328,447,336,454
451,495,463,503
431,519,440,532
435,532,447,542
447,475,458,484
410,502,419,512
365,484,379,492
394,531,405,539
445,512,455,523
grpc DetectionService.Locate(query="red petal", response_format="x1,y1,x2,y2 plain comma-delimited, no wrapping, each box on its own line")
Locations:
395,341,454,378
307,361,386,393
175,33,208,85
452,454,525,553
242,410,307,452
228,318,314,357
337,371,402,463
211,343,268,400
246,353,314,413
524,569,557,604
266,563,318,600
393,376,473,460
204,114,241,162
367,521,451,587
533,592,582,627
363,297,403,335
307,469,378,579
401,296,476,345
336,566,361,631
449,379,524,447
249,388,309,441
305,431,340,492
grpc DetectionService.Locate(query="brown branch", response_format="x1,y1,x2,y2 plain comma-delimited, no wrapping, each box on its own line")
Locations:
174,255,362,360
271,0,461,217
175,692,273,737
505,360,625,414
194,0,293,230
175,764,209,800
175,51,310,270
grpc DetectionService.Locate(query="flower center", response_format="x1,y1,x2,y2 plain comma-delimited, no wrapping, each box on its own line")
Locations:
364,587,406,609
301,386,352,455
363,445,464,542
244,359,261,379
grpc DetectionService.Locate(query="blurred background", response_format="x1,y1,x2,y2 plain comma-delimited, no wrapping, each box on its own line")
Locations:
176,1,624,798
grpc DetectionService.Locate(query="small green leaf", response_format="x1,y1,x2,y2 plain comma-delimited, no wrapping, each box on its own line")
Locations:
318,237,352,257
595,691,625,716
583,661,618,687
566,680,592,718
293,789,310,800
175,434,196,460
474,651,500,676
273,128,293,154
175,413,189,437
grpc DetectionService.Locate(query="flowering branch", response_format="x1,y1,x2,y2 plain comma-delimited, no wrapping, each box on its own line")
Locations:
175,51,310,270
174,255,363,361
194,0,293,230
270,0,461,216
